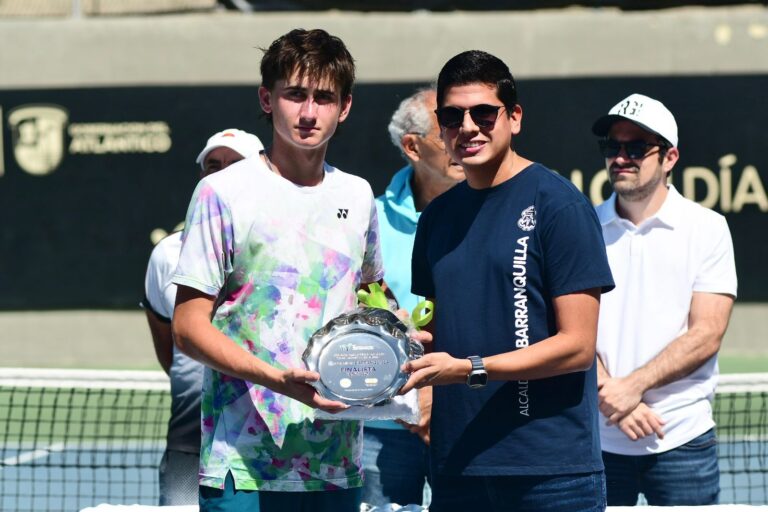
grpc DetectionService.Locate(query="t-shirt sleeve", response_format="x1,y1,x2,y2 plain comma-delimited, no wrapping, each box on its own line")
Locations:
411,209,435,298
143,240,177,321
693,215,738,297
172,180,234,297
361,190,385,283
541,199,615,298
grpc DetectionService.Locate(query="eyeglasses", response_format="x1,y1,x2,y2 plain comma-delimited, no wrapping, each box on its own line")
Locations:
434,104,506,129
598,139,667,160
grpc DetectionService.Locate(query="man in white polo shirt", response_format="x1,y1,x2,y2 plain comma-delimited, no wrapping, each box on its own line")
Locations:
592,93,737,506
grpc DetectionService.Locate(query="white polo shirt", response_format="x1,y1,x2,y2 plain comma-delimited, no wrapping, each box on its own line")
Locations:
595,185,737,455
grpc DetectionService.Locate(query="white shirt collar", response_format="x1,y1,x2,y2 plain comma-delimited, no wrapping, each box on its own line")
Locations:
599,184,683,231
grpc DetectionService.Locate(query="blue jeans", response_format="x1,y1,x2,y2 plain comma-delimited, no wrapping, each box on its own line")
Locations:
362,427,430,507
602,428,720,506
429,471,606,512
199,472,362,512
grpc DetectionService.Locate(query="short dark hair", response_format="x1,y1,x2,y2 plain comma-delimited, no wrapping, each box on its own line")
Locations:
436,50,517,110
260,28,356,100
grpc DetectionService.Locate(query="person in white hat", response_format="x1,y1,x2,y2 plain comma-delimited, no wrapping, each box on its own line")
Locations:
195,128,264,177
142,128,263,505
592,93,737,506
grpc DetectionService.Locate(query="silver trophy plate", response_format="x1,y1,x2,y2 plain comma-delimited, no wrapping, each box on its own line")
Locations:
303,307,424,406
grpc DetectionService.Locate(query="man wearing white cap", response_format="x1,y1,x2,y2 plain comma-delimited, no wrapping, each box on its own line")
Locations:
195,128,264,177
142,128,263,505
592,94,737,506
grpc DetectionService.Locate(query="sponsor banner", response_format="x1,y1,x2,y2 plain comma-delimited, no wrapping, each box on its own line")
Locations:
0,76,765,308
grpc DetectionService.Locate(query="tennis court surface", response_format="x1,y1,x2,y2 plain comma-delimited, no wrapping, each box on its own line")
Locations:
1,368,766,510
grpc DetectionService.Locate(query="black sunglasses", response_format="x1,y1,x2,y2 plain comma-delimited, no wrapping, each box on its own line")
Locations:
598,139,667,160
435,104,505,129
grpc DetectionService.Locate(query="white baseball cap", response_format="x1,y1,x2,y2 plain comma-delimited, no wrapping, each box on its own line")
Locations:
195,128,264,170
592,93,678,147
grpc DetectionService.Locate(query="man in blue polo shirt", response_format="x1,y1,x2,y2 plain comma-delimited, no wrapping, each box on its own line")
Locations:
401,50,614,512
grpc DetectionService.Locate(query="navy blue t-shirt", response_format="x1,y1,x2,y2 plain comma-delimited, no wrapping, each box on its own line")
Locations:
411,163,614,477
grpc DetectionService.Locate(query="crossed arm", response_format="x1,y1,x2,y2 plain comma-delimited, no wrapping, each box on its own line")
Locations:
597,291,734,441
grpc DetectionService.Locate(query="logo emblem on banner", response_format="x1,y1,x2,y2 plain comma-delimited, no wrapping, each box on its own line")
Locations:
8,104,69,176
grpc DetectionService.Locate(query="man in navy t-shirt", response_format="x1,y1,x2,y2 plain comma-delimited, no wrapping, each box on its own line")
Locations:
400,50,615,512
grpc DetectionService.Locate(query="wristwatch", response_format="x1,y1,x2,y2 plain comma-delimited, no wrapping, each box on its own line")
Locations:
466,356,488,389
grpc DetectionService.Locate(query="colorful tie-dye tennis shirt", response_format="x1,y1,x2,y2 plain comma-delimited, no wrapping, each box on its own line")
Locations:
173,157,383,492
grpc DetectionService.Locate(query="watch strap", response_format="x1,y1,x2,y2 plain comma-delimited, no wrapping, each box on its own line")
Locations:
468,355,484,372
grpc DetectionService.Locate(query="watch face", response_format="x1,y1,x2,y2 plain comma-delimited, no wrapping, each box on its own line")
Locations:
468,371,488,388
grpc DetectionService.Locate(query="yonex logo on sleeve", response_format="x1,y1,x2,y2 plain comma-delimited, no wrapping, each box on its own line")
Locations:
337,209,349,219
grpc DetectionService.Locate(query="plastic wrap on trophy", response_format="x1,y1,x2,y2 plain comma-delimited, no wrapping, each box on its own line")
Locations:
303,307,424,406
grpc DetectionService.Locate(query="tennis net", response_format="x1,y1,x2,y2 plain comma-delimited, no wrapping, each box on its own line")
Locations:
0,369,766,510
0,368,170,512
716,373,768,505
